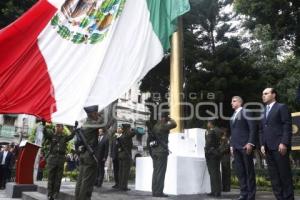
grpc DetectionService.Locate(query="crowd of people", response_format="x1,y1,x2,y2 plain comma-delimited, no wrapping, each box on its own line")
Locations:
0,86,297,200
40,105,139,200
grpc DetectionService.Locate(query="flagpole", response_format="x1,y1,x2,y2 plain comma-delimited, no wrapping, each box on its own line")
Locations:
170,17,183,133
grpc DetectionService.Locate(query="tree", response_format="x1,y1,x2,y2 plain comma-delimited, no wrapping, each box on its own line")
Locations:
234,0,300,56
236,5,300,112
140,57,170,128
183,0,265,128
0,0,36,29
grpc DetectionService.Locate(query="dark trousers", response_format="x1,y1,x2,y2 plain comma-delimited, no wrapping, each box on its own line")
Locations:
221,156,231,192
47,163,64,198
118,157,131,190
75,161,97,200
37,169,44,181
0,165,10,189
206,156,221,195
266,150,294,200
234,149,256,200
112,159,119,185
95,161,105,186
152,154,168,195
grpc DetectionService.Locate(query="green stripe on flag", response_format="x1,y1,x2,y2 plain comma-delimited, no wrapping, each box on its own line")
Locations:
146,0,190,52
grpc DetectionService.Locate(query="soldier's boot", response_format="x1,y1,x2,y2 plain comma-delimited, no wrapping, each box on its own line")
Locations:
53,193,59,199
153,193,168,197
48,196,54,200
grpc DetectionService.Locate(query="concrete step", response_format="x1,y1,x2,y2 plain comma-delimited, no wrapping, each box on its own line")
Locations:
36,185,46,194
22,192,47,200
22,186,74,200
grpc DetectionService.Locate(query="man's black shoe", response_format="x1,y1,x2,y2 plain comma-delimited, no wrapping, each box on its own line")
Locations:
207,192,221,197
236,196,246,200
153,193,169,197
206,192,214,196
112,184,119,189
214,192,221,197
120,187,131,191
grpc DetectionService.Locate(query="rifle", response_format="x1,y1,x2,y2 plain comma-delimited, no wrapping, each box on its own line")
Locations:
75,128,98,164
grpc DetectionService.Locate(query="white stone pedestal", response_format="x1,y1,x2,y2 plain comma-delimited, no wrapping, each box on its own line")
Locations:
135,128,211,195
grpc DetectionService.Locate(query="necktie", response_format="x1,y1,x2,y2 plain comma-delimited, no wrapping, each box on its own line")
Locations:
266,105,270,118
232,111,237,122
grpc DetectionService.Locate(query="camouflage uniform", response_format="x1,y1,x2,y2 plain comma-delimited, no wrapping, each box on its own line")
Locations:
117,125,136,190
75,118,102,200
205,128,222,196
151,118,176,197
219,134,231,192
44,126,75,200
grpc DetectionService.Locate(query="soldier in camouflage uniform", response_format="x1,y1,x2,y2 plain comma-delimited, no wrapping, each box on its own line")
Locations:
219,130,231,192
75,105,102,200
43,123,75,200
151,113,177,197
205,120,222,197
116,124,136,191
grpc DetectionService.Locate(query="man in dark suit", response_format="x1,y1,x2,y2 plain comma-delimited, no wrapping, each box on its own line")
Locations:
95,128,109,187
0,145,13,189
110,127,120,189
260,88,294,200
230,96,256,200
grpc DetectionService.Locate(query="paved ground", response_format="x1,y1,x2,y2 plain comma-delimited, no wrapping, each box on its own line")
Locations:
0,181,300,200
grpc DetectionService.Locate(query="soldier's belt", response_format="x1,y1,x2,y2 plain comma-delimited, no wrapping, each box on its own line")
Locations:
50,152,66,155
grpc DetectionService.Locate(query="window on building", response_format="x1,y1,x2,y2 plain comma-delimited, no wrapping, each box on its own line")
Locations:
128,89,131,100
138,95,142,103
3,115,17,126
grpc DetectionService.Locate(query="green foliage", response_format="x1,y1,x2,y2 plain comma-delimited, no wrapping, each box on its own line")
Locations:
28,123,74,155
182,0,265,128
140,57,170,128
64,170,79,181
232,169,300,191
0,0,37,28
234,0,300,56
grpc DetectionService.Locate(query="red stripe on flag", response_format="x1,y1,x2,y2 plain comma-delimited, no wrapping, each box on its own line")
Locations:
0,0,58,121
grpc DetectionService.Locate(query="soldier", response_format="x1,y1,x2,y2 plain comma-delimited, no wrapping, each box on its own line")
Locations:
205,120,222,197
94,128,109,187
116,124,136,191
43,123,75,200
75,105,102,200
219,129,231,192
151,113,177,197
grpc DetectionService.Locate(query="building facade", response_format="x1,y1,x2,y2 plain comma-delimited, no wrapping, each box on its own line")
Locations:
0,114,36,145
115,84,151,158
0,83,151,156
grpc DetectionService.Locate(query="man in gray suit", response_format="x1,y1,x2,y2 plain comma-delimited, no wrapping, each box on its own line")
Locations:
260,88,294,200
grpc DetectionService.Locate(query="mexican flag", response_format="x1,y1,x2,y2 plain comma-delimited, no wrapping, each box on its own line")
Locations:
0,0,190,125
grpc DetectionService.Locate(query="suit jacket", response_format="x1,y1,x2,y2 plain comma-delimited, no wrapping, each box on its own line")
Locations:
230,108,256,149
110,137,119,160
259,102,292,150
96,134,109,161
0,151,13,168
